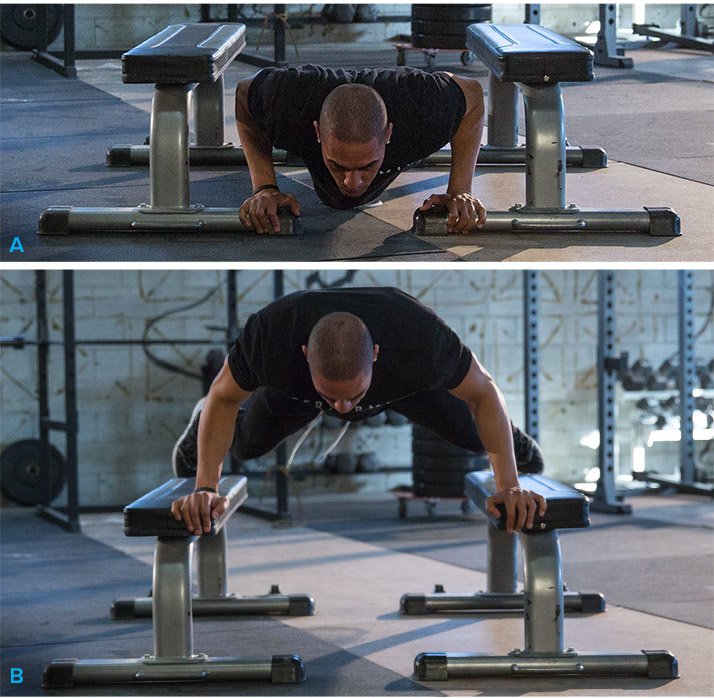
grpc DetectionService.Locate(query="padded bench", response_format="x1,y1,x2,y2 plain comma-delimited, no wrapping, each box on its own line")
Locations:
413,23,680,237
412,471,679,681
401,472,605,616
43,476,306,688
113,477,314,619
37,23,302,237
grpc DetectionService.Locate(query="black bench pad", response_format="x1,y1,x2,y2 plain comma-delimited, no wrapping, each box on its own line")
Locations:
466,23,594,84
122,23,247,84
465,471,590,532
124,476,247,537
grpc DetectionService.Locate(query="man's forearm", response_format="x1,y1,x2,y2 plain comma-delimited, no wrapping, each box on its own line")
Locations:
195,393,241,490
237,121,279,192
447,75,485,195
467,384,519,491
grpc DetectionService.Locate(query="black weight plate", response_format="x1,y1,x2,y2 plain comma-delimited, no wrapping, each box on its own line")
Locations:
411,5,492,22
0,439,66,505
412,439,476,457
413,453,489,471
412,481,466,498
412,20,473,35
412,33,470,49
1,5,63,50
411,424,453,442
412,469,469,485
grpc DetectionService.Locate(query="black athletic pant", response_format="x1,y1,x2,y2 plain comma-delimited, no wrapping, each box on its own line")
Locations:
230,386,486,460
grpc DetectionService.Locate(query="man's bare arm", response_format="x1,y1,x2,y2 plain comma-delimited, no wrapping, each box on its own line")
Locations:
171,357,251,534
419,73,486,232
449,353,546,531
235,75,301,233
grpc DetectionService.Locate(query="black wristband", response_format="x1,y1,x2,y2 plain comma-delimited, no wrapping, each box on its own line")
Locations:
194,486,217,494
252,183,280,196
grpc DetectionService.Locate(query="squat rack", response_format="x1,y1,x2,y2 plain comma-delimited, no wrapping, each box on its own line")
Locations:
2,270,241,532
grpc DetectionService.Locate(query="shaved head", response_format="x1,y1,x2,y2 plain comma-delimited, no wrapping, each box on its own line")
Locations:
319,84,389,144
306,312,374,381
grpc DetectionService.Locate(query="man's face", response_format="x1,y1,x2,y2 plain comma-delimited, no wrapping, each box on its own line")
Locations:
311,369,372,414
303,343,379,414
314,122,392,199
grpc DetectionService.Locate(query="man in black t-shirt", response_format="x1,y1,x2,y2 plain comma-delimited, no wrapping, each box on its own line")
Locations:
234,65,486,234
170,288,546,534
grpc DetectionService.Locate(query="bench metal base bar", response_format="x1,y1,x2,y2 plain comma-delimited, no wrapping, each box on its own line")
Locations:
113,593,315,618
37,206,302,235
413,207,680,237
43,654,305,687
400,590,604,615
414,650,678,680
106,144,607,169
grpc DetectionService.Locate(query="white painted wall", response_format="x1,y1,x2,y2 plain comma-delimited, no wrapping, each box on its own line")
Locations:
34,4,685,51
1,270,712,506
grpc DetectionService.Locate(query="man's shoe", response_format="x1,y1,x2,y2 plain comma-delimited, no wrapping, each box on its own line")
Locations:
172,398,204,477
512,425,545,474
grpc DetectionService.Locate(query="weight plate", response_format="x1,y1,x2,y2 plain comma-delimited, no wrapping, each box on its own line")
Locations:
411,5,492,22
411,20,474,35
412,469,469,485
0,5,63,51
412,481,466,498
412,33,470,50
0,439,66,505
412,439,476,457
413,453,489,471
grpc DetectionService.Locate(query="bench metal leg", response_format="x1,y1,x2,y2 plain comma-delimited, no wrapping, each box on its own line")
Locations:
487,74,519,148
38,81,302,236
401,524,604,616
151,84,191,210
193,75,226,147
413,80,680,238
43,535,306,687
412,529,678,681
112,527,314,619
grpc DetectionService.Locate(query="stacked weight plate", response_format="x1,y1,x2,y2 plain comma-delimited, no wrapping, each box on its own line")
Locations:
411,424,489,498
411,5,492,50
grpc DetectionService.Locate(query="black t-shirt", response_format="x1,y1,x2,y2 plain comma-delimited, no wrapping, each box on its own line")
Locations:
227,287,472,419
247,65,466,208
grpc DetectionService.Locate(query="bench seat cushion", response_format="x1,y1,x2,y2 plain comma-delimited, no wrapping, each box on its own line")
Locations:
122,23,247,84
465,471,590,532
124,475,248,537
466,23,594,84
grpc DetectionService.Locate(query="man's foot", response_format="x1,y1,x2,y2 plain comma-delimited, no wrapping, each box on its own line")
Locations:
512,425,545,474
172,398,205,477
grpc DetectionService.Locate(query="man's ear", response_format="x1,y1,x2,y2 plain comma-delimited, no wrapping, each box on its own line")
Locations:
385,123,393,145
313,121,321,144
302,344,309,360
373,344,380,362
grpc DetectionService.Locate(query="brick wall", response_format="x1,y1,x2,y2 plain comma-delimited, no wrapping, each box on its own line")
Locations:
1,269,712,506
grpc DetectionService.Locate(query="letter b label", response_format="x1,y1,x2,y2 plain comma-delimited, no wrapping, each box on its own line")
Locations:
10,668,24,683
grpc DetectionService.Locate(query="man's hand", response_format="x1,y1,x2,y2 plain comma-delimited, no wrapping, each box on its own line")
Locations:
486,486,547,534
170,491,229,535
239,189,301,234
419,193,486,234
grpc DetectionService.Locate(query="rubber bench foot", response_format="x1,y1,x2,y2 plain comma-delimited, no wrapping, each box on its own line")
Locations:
42,660,75,688
644,650,679,679
110,598,138,620
580,147,608,169
38,206,71,235
414,652,447,680
287,594,315,616
400,594,429,615
270,655,306,683
579,592,607,614
105,145,134,167
646,207,681,237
